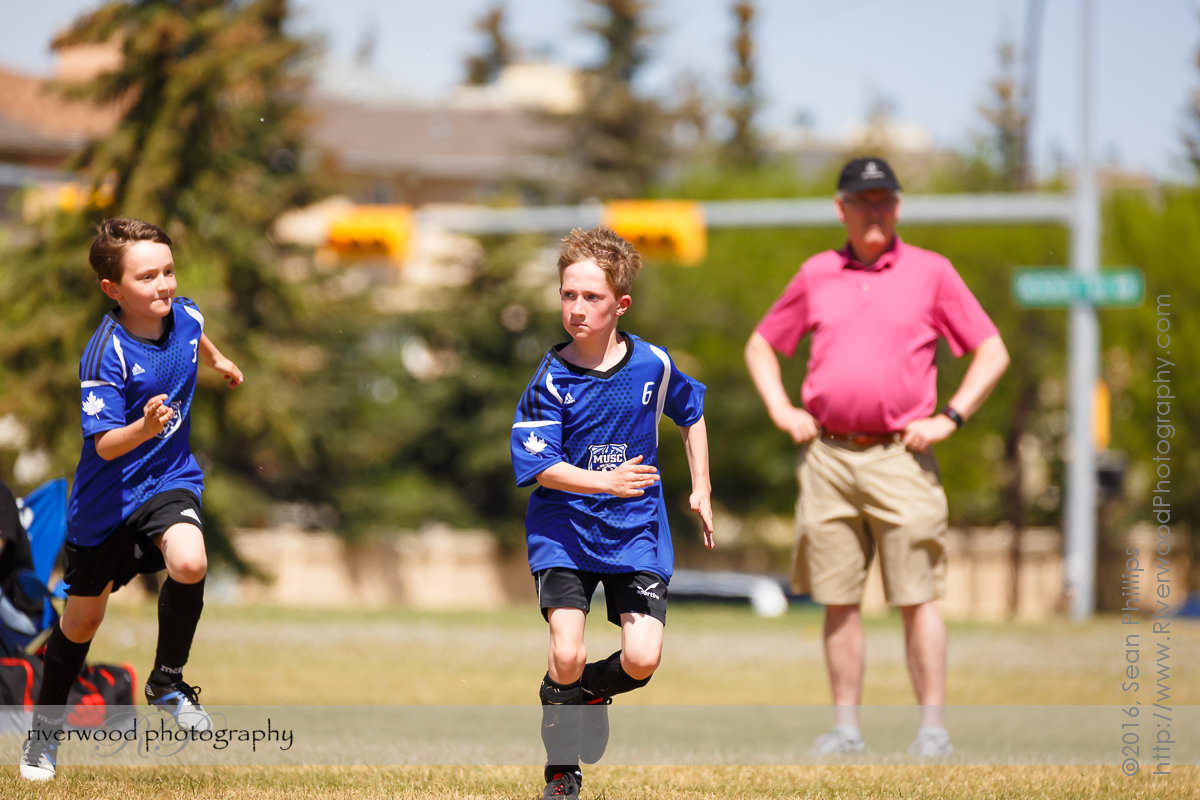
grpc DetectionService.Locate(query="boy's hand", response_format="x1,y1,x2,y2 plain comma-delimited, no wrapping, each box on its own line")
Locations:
211,356,243,387
605,455,660,498
690,490,715,549
142,393,173,435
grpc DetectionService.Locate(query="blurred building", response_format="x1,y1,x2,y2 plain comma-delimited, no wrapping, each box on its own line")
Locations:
307,63,575,206
766,116,962,191
0,42,125,220
0,40,1159,218
0,42,576,221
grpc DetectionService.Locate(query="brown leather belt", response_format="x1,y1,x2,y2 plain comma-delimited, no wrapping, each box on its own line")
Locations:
820,431,902,446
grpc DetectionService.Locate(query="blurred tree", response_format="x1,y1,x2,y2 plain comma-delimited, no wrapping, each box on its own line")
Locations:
0,0,325,564
324,240,563,546
975,35,1037,613
463,4,516,86
978,39,1031,190
722,0,763,168
665,69,713,161
1186,13,1200,173
1102,188,1200,544
855,93,899,158
354,21,378,68
570,0,668,199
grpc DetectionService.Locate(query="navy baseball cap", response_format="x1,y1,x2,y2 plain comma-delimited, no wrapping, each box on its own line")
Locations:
837,157,901,193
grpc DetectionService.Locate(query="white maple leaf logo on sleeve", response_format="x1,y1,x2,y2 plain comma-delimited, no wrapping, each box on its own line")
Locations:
522,432,548,454
82,391,105,418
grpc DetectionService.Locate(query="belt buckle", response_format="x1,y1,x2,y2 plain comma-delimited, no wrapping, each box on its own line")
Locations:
851,434,876,446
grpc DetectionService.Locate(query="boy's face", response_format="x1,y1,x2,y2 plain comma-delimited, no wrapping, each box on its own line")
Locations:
100,240,177,322
559,259,631,343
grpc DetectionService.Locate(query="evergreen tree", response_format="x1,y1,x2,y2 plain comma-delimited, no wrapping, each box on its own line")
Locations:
978,39,1031,190
976,27,1042,613
570,0,667,199
0,0,324,561
464,4,516,86
722,0,763,168
1186,14,1200,174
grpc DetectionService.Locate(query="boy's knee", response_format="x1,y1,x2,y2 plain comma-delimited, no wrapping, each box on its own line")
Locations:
621,650,660,682
168,556,207,585
549,643,586,680
61,614,103,643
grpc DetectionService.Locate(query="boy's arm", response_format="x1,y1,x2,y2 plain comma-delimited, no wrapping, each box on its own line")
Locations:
535,457,659,498
93,393,175,461
198,333,244,387
679,416,715,549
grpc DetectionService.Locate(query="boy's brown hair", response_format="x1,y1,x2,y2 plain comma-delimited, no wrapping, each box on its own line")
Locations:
556,226,642,297
89,217,172,282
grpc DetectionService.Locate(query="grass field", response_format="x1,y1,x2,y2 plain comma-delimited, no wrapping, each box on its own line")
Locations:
2,601,1196,798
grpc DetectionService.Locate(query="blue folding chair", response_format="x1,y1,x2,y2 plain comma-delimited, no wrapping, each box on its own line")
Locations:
0,479,67,656
18,478,68,603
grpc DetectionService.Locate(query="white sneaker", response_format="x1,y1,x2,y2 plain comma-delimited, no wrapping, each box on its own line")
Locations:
909,727,953,757
810,725,865,755
19,725,59,781
146,679,212,732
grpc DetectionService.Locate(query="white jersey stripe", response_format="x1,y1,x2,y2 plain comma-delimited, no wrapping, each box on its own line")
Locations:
513,420,562,429
111,335,128,382
544,372,564,404
182,303,205,329
81,380,117,389
647,343,672,447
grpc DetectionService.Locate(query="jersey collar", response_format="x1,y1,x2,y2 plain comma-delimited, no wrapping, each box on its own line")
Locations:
838,235,902,272
551,331,635,378
106,302,176,347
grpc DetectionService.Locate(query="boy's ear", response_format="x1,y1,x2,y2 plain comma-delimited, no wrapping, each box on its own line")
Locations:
99,278,122,302
616,294,632,316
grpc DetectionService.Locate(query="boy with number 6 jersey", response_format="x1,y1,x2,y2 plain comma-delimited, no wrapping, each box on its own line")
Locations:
511,227,715,799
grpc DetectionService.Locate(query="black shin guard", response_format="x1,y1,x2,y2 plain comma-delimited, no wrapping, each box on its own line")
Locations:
580,650,651,699
152,576,205,684
539,673,583,782
35,626,92,712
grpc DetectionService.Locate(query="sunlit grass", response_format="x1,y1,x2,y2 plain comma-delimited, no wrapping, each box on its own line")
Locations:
0,764,1192,799
6,602,1193,797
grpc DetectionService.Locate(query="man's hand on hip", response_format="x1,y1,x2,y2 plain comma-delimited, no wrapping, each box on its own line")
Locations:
775,406,820,445
902,415,958,453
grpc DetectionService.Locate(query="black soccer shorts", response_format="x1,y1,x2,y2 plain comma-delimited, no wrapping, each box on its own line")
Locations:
535,567,668,626
64,489,204,596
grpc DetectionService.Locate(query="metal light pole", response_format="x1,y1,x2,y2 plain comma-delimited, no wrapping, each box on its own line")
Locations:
1065,0,1099,620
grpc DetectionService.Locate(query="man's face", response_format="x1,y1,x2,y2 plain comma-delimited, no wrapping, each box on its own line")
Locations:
836,189,900,259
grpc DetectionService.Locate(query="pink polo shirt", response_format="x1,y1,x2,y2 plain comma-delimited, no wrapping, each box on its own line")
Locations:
755,236,998,433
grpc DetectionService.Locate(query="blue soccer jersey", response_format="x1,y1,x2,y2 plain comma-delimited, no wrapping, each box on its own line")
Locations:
67,298,206,546
511,332,706,581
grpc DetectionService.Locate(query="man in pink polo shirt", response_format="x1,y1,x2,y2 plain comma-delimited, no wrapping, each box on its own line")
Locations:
745,157,1009,757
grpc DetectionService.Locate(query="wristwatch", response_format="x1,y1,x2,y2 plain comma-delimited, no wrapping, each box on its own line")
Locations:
941,406,965,428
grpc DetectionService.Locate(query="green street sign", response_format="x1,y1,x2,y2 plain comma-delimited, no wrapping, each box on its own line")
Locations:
1013,267,1143,307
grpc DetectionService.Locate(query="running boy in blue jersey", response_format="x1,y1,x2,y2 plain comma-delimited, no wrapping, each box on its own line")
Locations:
511,227,715,799
20,218,243,782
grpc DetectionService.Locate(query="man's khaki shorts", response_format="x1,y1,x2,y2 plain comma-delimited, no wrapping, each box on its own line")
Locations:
791,437,948,606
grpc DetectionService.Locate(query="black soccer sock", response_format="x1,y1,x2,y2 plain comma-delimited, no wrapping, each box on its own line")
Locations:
34,625,92,713
539,673,583,781
151,576,205,685
580,650,651,699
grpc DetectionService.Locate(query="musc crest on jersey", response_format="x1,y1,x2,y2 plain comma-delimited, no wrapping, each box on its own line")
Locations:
511,333,705,580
